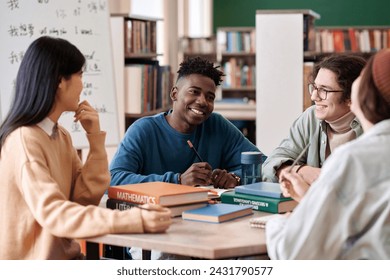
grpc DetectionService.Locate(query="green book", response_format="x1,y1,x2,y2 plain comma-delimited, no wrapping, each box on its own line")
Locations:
220,191,298,214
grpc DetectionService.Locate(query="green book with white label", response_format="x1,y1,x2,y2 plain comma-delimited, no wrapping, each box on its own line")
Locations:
220,191,297,214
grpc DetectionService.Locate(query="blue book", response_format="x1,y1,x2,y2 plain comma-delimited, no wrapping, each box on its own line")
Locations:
235,182,285,198
182,203,253,223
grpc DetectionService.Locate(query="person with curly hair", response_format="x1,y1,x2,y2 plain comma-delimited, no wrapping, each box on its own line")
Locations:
263,54,366,184
109,56,261,259
266,49,390,259
110,56,260,190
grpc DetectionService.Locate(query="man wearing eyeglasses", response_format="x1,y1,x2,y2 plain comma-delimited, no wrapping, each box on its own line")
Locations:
263,54,366,185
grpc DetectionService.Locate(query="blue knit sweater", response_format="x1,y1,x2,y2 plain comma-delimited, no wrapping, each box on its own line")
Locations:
110,111,261,186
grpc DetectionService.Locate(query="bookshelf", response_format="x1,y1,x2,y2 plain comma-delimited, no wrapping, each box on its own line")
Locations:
216,27,256,102
178,36,217,63
111,15,173,133
214,27,257,143
255,9,320,155
314,26,390,54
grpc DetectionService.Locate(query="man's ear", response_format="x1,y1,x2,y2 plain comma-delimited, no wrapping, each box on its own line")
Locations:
170,86,178,101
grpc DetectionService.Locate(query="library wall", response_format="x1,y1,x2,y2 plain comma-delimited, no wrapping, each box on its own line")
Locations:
213,0,390,30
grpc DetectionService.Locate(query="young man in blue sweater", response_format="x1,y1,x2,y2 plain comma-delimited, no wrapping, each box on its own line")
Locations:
110,56,261,189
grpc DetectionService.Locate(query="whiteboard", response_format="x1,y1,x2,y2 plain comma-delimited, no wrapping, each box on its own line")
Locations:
0,0,119,149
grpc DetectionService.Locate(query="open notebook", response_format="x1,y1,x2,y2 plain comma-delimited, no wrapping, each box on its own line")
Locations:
198,185,233,199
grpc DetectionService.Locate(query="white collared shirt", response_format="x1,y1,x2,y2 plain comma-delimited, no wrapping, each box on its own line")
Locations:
36,118,57,138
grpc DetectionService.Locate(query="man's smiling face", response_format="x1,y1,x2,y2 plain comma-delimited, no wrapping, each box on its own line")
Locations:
169,73,216,133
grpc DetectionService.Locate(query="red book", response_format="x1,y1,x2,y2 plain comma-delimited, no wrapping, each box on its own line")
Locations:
348,28,358,52
333,30,345,52
108,182,209,206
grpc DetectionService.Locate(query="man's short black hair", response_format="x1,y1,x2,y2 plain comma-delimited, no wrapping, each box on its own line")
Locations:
176,56,224,86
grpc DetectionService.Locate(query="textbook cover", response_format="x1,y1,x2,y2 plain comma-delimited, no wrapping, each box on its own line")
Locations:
108,182,209,207
220,191,297,214
106,198,207,217
182,203,253,223
235,182,286,198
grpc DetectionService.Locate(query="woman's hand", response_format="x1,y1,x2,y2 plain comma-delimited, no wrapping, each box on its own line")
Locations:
74,100,100,134
279,169,310,202
296,165,321,185
139,204,172,233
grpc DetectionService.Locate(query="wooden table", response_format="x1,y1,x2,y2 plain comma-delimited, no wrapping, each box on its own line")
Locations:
85,211,269,260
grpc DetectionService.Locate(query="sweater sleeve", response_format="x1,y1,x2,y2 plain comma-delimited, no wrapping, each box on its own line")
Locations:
262,109,312,182
265,148,359,259
17,129,145,238
70,131,110,206
110,120,178,185
21,158,145,238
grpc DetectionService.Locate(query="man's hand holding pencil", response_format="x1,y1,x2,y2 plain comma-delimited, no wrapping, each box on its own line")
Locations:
179,162,213,186
185,140,240,189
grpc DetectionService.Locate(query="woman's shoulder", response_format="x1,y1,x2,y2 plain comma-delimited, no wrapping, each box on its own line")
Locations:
4,126,52,157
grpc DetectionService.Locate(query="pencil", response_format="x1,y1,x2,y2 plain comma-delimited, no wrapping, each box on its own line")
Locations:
186,140,204,162
288,143,311,172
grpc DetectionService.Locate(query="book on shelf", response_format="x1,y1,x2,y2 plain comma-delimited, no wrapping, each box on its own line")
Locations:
125,18,157,56
303,14,317,52
156,65,173,110
235,182,286,199
220,191,297,214
125,65,143,114
182,203,253,223
316,27,390,53
108,182,209,207
303,62,314,111
106,198,207,217
333,29,345,52
124,60,163,114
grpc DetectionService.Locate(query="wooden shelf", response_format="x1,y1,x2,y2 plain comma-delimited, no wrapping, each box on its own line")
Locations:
221,86,255,92
179,36,217,63
125,53,159,59
221,52,255,57
214,102,256,121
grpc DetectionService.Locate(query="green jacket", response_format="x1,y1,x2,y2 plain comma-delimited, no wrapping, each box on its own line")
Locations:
262,106,363,182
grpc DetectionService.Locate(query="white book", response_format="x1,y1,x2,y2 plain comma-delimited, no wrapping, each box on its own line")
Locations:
125,65,143,114
360,29,370,52
373,29,381,51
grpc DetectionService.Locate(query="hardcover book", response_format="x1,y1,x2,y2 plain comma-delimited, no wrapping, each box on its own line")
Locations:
182,203,253,223
235,182,285,198
108,182,209,207
106,198,207,217
220,191,297,214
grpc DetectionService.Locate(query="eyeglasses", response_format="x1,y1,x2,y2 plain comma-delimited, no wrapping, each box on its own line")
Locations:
308,83,344,100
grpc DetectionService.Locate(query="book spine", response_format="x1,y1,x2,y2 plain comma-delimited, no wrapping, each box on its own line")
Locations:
106,199,138,211
108,188,157,205
221,194,279,213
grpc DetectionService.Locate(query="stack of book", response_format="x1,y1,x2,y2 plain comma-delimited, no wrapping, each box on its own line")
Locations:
107,182,209,217
220,182,298,214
